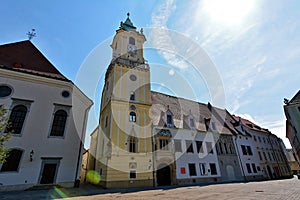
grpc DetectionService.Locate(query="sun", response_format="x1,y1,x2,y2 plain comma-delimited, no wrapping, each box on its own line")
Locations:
202,0,256,26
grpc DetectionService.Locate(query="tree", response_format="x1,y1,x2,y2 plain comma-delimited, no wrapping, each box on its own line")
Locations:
0,105,11,163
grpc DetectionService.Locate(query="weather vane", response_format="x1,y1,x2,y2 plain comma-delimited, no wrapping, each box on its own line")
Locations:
27,29,36,40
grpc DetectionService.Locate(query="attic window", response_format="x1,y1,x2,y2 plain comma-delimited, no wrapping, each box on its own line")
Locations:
211,122,216,130
167,114,172,126
190,118,195,128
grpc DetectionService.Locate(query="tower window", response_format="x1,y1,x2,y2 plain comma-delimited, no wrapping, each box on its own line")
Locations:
129,37,135,45
128,136,137,153
105,116,108,127
129,112,136,122
130,92,135,101
130,105,136,110
6,105,27,134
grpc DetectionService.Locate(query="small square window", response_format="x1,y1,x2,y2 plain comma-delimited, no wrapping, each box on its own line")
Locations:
130,170,136,179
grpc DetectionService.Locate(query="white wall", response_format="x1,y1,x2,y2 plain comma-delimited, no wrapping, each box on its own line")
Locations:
173,129,220,179
0,71,92,190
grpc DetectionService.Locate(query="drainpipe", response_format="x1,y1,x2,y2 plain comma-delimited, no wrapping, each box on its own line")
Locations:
234,135,247,182
152,124,156,187
75,105,91,187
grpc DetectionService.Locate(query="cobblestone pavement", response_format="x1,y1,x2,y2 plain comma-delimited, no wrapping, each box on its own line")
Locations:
1,176,300,200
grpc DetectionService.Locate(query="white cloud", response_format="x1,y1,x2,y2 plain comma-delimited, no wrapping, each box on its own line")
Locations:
149,0,190,70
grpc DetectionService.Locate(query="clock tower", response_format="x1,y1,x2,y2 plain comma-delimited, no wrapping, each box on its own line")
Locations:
95,13,153,188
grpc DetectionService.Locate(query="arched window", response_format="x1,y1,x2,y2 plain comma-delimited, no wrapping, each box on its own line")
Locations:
50,110,67,137
6,105,27,134
130,105,136,110
129,37,135,45
0,149,23,172
130,91,135,101
128,136,137,153
129,112,136,122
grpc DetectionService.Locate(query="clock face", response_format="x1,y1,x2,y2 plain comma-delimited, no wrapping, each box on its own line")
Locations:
127,44,137,54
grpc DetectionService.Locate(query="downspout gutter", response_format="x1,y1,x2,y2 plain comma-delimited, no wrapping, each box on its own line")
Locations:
74,105,92,187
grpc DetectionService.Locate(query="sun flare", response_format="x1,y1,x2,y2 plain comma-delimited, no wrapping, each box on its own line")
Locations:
202,0,256,26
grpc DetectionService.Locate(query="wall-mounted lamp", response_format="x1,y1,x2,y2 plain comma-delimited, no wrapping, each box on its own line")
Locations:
30,150,34,162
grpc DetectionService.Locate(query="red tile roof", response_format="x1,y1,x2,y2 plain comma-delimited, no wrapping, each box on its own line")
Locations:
232,115,269,133
0,40,69,81
151,91,233,135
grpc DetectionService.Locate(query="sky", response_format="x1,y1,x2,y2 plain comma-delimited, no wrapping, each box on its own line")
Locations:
1,0,299,148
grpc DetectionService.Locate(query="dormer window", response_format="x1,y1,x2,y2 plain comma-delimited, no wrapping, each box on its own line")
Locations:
129,37,135,45
211,122,216,130
190,118,195,128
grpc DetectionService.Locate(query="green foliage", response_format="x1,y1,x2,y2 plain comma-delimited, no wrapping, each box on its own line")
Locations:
0,105,11,163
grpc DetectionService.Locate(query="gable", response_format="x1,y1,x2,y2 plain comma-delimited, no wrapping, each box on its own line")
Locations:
0,40,69,81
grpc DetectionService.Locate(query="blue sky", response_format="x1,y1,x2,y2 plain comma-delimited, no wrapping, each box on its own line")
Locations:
1,0,299,148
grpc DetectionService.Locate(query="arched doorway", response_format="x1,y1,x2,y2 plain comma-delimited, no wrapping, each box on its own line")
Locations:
226,165,236,181
156,164,171,186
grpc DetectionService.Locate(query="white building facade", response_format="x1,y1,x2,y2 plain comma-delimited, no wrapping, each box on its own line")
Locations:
0,41,92,191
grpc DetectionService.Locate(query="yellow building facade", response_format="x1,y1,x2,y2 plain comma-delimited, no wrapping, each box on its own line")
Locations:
95,13,154,188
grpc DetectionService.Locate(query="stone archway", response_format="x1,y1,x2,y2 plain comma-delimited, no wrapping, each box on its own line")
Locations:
157,164,171,186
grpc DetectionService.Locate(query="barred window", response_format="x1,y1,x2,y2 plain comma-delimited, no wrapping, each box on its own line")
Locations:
50,110,67,137
0,149,23,172
6,105,27,134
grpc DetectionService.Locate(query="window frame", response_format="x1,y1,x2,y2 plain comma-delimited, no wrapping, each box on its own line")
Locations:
188,163,197,176
6,98,32,136
129,111,136,122
130,170,136,179
159,139,169,151
0,148,24,173
209,163,217,175
199,163,207,175
129,37,135,45
206,142,214,154
246,163,252,173
186,140,194,153
6,105,28,135
48,104,71,138
130,91,135,101
196,141,204,153
174,140,182,152
128,136,138,153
